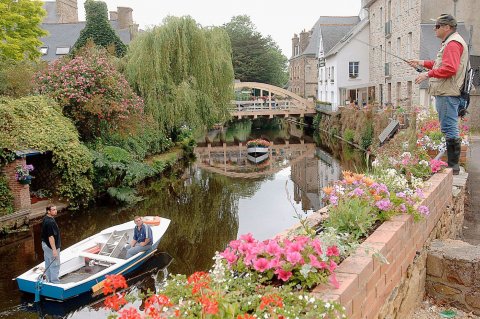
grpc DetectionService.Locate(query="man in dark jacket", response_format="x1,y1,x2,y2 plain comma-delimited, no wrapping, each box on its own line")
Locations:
41,205,61,283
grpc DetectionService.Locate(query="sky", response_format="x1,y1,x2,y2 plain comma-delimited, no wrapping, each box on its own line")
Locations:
78,0,362,58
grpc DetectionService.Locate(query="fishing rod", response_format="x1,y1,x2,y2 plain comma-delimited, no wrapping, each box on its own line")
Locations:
351,38,428,72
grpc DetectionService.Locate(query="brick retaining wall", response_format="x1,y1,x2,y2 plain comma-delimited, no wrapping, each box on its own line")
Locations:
310,169,455,319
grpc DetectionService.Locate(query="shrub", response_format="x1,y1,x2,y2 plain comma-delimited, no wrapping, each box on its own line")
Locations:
0,175,14,216
343,129,355,143
35,43,144,141
0,96,93,207
361,122,374,150
72,0,126,57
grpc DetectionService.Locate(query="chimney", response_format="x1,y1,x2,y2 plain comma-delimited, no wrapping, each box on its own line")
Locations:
292,34,299,57
56,0,78,23
109,11,118,21
299,30,310,53
117,7,133,29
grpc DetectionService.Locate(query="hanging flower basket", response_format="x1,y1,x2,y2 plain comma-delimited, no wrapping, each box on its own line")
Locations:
15,164,34,185
19,176,32,185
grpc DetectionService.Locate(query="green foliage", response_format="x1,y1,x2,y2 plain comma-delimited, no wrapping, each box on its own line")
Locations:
361,121,374,150
0,0,47,61
0,59,42,97
223,15,288,86
91,146,156,204
343,128,355,143
125,16,234,134
313,113,322,128
0,175,14,216
0,96,93,207
72,0,126,57
324,197,377,240
151,153,178,174
36,44,144,141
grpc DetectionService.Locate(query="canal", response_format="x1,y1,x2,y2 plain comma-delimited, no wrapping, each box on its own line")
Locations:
0,118,367,318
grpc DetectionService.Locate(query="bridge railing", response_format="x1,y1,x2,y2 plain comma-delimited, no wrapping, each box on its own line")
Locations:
230,100,307,112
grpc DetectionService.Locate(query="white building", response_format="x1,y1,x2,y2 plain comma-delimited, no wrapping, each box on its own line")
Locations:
322,18,373,111
316,16,361,111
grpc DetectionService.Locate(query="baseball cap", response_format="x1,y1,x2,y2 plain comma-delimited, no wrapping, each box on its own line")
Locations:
434,14,457,27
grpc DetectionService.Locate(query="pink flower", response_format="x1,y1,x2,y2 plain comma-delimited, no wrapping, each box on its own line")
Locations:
275,268,292,282
253,258,270,272
286,251,303,265
264,240,282,256
326,246,340,257
330,273,340,289
240,233,256,244
310,239,323,255
220,248,238,265
309,254,323,268
329,260,338,272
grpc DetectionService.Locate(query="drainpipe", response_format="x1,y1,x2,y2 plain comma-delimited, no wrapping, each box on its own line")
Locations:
453,0,458,16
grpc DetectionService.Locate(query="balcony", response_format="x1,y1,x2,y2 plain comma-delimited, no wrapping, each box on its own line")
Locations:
385,21,392,37
385,62,391,77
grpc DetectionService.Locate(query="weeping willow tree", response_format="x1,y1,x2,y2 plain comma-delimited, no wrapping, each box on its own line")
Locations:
125,16,234,135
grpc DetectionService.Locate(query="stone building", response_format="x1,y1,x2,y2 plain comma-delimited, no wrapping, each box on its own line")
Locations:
39,0,138,61
288,27,320,99
362,0,480,107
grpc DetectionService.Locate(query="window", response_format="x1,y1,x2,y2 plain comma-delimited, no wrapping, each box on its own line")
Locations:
56,47,70,55
349,62,359,78
407,32,412,57
397,37,401,56
331,66,334,82
39,47,48,55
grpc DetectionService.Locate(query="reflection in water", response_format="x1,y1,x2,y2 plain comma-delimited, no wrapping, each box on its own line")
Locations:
0,119,367,318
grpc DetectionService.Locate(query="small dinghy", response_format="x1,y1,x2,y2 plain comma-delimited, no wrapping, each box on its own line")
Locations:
16,216,170,301
246,139,270,164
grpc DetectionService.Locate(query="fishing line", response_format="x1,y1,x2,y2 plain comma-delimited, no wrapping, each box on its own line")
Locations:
351,37,427,72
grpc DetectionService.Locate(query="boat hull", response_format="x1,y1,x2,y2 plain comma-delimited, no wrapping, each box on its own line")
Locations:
16,217,170,301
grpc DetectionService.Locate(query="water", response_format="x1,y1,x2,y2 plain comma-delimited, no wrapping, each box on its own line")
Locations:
0,118,366,318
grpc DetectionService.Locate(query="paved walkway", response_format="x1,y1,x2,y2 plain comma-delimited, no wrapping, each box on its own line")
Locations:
463,135,480,245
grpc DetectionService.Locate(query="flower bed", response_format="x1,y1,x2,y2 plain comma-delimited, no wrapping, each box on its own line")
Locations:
417,117,469,164
312,169,453,319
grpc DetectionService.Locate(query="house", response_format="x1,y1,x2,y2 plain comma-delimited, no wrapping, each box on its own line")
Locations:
319,17,371,111
39,0,138,61
362,0,480,107
288,16,359,105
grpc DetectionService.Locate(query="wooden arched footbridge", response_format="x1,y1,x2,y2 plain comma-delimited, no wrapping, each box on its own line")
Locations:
232,82,316,119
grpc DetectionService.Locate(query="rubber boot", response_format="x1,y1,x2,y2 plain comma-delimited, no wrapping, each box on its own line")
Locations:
446,138,461,175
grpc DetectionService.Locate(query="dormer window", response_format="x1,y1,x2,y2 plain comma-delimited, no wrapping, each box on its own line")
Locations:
56,47,70,55
39,47,48,55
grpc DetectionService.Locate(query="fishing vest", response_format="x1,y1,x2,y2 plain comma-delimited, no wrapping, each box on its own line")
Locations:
428,32,468,97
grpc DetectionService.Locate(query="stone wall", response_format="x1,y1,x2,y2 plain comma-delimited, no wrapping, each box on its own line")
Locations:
367,0,421,107
308,169,463,318
426,239,480,315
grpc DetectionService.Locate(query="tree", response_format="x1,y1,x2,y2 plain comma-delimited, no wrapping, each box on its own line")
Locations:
125,16,234,134
73,0,126,57
223,15,288,87
0,0,47,61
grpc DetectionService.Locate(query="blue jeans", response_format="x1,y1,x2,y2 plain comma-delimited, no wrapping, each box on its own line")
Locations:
435,96,460,139
41,241,61,283
125,243,151,259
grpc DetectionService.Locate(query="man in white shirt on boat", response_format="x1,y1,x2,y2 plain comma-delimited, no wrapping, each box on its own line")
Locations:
125,216,153,258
